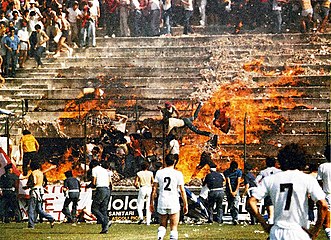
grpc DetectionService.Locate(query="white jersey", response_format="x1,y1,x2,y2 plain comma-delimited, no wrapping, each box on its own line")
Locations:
252,170,325,230
154,167,184,210
317,162,331,194
255,166,282,185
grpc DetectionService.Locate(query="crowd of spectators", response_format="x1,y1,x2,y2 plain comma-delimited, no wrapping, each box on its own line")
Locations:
0,0,328,75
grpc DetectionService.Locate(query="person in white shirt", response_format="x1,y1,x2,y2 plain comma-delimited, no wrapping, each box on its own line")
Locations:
17,20,29,68
91,160,112,234
134,161,154,225
88,0,99,46
67,1,82,47
167,134,179,167
255,156,281,224
317,145,331,239
248,143,328,240
150,154,188,240
181,0,193,34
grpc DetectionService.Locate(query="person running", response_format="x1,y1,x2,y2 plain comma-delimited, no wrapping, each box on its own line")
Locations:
248,143,328,240
150,154,188,240
62,170,81,223
24,161,56,229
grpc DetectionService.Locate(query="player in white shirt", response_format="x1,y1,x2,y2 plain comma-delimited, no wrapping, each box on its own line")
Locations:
255,156,282,224
317,145,331,239
248,143,328,240
150,155,188,240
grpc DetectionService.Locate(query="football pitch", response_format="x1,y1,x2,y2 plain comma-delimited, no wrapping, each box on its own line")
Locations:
0,222,329,240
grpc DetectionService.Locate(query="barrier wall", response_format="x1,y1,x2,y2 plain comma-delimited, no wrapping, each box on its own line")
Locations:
18,184,266,222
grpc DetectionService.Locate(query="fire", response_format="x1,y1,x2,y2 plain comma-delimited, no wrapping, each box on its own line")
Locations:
43,148,85,183
44,59,313,183
176,60,310,182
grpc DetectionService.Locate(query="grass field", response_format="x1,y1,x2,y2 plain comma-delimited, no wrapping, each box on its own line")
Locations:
0,222,329,240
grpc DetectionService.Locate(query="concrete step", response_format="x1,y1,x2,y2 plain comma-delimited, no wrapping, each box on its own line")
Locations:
28,53,331,69
13,63,331,79
94,33,331,48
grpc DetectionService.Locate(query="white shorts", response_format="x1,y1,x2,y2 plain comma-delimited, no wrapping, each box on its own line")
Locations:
157,206,180,215
270,225,310,240
301,8,313,17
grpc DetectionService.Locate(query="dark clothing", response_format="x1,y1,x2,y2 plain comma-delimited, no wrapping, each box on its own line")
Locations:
62,177,81,222
203,171,224,190
207,190,225,223
224,168,242,222
182,102,211,137
34,46,45,66
22,151,38,176
243,172,257,189
4,35,20,77
0,172,21,222
243,171,257,224
204,171,225,223
224,168,242,191
183,10,193,34
91,187,111,232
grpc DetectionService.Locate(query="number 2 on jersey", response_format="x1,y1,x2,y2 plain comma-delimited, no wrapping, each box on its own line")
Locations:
280,183,293,210
164,177,171,191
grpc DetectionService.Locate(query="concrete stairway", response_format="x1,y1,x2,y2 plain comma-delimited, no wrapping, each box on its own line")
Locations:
0,31,330,167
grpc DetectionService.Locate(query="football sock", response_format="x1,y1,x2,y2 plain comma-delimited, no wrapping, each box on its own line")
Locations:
157,226,166,240
170,230,178,240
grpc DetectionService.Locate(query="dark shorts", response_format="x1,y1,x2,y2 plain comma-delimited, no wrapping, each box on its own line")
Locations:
61,30,69,38
264,195,273,207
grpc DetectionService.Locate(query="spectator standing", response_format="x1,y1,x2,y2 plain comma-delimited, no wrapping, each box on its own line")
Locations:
316,145,331,239
88,0,99,46
203,166,225,224
80,5,94,47
24,161,55,229
255,156,281,224
149,0,161,36
0,164,21,223
161,0,171,35
90,160,112,234
104,0,119,37
17,20,29,68
181,0,193,35
33,23,49,68
4,27,20,77
224,160,242,225
67,1,82,48
131,0,143,37
62,170,81,223
134,161,154,225
119,0,130,36
248,143,328,240
19,129,39,176
240,163,257,225
150,154,188,240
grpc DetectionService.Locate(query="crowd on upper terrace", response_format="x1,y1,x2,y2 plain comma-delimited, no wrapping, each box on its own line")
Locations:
0,0,329,75
0,0,329,46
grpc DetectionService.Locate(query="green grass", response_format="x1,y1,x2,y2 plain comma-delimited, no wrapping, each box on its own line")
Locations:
0,222,329,240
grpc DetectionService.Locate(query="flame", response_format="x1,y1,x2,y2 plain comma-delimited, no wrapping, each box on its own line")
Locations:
176,60,310,182
44,60,313,183
43,148,85,183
